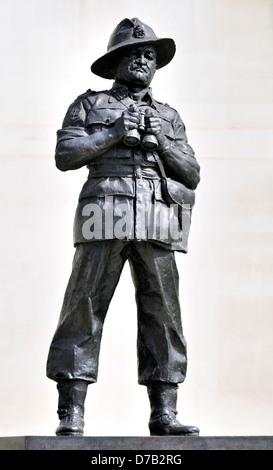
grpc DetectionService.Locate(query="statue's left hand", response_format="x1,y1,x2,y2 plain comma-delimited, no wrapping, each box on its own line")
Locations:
145,111,166,148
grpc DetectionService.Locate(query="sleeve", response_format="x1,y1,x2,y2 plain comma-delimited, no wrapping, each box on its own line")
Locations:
55,127,90,151
54,91,119,171
55,97,89,152
171,111,195,158
160,107,200,190
61,98,88,129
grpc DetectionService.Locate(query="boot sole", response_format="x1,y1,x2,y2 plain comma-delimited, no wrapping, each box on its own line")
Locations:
150,431,200,437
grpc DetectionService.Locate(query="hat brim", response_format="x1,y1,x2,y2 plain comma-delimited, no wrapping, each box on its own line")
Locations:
91,38,176,79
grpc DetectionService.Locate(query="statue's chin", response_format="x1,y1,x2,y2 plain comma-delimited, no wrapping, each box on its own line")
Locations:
128,71,151,87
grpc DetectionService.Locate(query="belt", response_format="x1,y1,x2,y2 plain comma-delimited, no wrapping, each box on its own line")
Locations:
88,163,161,179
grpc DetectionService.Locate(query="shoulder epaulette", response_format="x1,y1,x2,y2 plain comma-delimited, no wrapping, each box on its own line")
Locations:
162,101,179,114
164,101,176,111
73,89,99,113
155,99,171,108
74,89,95,101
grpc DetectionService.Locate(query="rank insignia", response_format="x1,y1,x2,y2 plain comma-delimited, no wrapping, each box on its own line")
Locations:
70,105,81,120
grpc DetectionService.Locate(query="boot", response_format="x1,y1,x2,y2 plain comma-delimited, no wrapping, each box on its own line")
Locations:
147,382,199,436
55,379,88,436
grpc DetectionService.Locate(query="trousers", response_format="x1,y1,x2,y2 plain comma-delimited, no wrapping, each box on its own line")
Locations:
46,240,187,385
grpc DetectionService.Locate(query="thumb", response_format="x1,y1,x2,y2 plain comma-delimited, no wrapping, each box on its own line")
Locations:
145,108,155,118
129,104,138,113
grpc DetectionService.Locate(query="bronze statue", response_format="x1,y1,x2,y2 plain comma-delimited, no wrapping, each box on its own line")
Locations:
46,18,200,437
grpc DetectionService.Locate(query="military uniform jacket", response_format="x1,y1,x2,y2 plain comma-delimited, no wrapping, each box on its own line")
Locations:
55,84,200,252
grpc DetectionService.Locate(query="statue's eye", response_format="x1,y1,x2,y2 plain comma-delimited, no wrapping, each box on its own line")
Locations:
145,52,155,61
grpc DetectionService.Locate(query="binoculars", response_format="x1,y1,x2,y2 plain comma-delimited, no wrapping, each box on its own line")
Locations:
123,109,158,150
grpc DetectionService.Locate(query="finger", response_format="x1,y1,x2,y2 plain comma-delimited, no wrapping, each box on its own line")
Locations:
124,121,139,131
145,109,158,118
145,126,162,134
123,107,138,116
146,121,162,131
124,115,140,125
125,110,140,120
128,114,140,122
147,117,161,125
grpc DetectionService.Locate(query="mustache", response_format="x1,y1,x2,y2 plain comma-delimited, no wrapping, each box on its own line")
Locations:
130,63,149,72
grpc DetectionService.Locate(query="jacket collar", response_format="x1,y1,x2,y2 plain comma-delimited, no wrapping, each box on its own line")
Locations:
109,82,154,105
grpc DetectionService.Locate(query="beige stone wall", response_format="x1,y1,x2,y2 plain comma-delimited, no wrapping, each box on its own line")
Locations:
0,0,272,436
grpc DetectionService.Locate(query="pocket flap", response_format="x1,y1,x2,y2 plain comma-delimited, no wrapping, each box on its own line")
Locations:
79,177,135,200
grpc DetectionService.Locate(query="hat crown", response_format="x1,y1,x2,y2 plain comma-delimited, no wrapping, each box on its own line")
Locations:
107,17,157,52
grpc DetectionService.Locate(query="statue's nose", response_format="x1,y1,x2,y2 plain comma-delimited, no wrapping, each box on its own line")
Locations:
136,54,146,64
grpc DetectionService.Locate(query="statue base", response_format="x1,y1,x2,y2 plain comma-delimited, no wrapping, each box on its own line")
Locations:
0,435,272,450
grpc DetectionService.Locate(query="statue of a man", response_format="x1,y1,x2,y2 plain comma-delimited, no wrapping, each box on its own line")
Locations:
47,18,200,437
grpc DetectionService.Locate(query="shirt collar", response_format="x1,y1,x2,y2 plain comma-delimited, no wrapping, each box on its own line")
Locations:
110,82,153,104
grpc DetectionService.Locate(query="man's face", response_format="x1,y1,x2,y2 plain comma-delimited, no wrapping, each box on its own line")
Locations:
115,45,157,88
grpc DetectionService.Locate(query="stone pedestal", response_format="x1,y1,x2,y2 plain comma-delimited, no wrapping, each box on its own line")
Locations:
0,435,272,450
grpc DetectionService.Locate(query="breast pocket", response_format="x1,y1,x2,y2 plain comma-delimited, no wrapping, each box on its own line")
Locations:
86,107,123,127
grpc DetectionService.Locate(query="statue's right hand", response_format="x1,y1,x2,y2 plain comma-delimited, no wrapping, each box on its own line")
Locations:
113,105,140,140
